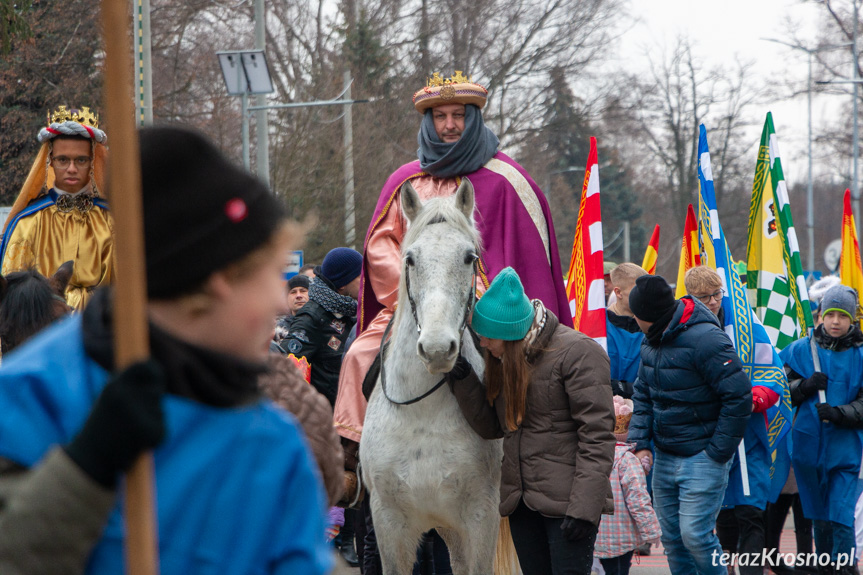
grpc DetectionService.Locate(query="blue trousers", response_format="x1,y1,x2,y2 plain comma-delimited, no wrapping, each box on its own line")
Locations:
652,449,732,575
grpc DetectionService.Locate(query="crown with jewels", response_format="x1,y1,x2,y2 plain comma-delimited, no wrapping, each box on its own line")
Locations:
425,70,473,87
47,105,100,129
413,71,488,113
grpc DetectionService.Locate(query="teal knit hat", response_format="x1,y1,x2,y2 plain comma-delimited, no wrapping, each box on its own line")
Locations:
472,267,534,341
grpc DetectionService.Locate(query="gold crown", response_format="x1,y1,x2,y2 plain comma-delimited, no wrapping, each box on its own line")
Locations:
426,70,472,88
47,105,100,128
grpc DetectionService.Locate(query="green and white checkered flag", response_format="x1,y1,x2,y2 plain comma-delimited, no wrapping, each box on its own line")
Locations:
746,113,813,350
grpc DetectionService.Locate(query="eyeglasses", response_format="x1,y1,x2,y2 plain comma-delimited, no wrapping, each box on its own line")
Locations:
694,289,724,304
51,156,91,168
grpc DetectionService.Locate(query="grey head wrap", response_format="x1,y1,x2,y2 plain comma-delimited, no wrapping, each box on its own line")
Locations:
417,104,499,178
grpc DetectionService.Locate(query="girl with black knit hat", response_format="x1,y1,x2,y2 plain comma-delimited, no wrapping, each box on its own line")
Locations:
0,126,332,575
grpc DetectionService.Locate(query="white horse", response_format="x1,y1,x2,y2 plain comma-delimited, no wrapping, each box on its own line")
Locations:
360,178,503,575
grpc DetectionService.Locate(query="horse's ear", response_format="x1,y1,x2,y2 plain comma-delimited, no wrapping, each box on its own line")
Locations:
51,260,74,296
454,177,475,220
401,180,422,223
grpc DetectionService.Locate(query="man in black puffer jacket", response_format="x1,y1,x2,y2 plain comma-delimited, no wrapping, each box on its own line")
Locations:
627,274,751,575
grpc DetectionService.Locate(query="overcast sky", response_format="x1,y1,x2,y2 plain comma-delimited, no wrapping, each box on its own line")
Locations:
613,0,836,189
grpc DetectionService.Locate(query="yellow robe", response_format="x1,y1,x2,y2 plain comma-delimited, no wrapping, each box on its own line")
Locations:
1,197,114,310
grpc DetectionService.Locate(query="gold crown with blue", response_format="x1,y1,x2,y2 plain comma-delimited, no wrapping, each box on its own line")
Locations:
412,71,488,113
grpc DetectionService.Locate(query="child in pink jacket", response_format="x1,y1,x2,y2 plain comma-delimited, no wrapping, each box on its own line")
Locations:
595,397,661,575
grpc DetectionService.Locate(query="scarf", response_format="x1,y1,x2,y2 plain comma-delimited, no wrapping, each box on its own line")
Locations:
814,323,863,352
524,299,548,350
645,305,677,346
82,289,265,407
417,104,499,178
309,277,357,317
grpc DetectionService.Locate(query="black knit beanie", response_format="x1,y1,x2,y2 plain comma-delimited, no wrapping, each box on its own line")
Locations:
287,274,310,290
629,275,677,322
319,247,363,288
139,126,285,299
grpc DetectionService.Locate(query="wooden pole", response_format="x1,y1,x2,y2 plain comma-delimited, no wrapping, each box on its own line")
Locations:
100,1,157,574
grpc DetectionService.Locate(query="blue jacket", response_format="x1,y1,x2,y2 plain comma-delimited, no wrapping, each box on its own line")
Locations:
0,315,333,575
606,310,644,388
629,297,752,463
780,336,863,527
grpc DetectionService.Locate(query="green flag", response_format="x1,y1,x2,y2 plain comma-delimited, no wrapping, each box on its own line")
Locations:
746,113,813,350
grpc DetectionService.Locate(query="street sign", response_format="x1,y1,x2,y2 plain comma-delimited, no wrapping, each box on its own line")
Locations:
284,250,303,280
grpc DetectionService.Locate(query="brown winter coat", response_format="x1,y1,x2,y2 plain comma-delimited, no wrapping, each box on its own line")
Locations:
0,449,116,575
452,311,615,525
258,353,345,506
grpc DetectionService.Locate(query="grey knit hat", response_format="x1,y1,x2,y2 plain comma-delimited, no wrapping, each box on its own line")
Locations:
821,285,858,320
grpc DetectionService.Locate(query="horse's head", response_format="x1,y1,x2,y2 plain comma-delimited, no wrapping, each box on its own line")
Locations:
399,178,480,374
0,261,73,354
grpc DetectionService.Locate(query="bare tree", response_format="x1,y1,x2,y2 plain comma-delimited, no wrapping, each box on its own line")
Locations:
610,37,762,258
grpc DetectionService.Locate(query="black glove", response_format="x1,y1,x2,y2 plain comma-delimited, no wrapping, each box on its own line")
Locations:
64,360,167,488
560,516,597,542
799,372,828,398
817,403,842,424
610,379,634,399
447,355,473,381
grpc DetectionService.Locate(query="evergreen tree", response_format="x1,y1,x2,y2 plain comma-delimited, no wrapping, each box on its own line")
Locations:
523,66,643,270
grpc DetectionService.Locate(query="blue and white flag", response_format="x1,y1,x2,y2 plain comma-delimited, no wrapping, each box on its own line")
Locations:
697,124,792,501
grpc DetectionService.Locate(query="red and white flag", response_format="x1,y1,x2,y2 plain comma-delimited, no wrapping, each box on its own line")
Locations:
565,137,607,350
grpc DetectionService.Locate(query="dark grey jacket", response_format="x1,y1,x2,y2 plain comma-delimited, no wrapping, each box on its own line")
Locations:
451,311,615,525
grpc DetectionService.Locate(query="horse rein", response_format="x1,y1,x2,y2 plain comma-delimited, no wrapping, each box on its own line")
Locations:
380,256,479,406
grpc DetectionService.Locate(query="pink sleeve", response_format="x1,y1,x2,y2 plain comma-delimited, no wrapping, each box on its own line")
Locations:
619,452,662,542
366,195,405,311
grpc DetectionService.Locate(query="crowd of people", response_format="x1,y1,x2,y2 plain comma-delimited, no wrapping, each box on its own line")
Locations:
0,74,858,575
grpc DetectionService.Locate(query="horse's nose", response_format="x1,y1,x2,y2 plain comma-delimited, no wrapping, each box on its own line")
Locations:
417,337,458,368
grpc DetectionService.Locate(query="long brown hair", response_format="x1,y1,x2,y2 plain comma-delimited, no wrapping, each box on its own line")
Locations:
484,339,532,431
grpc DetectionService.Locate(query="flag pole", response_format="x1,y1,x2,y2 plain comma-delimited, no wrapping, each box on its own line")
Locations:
100,1,157,574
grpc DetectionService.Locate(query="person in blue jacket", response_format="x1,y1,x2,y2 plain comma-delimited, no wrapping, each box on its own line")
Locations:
781,284,863,575
606,262,647,399
0,126,332,575
685,266,786,575
628,274,751,575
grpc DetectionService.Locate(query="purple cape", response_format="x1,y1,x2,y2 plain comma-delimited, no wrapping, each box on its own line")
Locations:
358,151,573,333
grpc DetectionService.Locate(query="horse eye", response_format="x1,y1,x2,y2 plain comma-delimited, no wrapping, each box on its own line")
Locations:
405,254,415,267
464,252,477,265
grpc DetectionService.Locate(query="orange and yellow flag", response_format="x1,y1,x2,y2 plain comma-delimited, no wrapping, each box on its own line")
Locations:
840,188,863,321
675,204,700,298
641,224,660,274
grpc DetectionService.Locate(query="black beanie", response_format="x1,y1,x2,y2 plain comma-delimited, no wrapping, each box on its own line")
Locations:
139,126,285,299
629,275,677,322
288,274,310,290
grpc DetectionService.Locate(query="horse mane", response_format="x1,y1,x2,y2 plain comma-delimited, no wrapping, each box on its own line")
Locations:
0,268,67,355
401,195,482,255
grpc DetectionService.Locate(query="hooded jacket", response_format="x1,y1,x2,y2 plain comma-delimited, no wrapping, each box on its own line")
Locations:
594,442,661,559
451,309,615,525
628,296,752,463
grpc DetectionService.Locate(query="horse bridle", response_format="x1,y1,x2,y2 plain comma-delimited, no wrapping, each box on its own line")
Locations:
379,254,479,406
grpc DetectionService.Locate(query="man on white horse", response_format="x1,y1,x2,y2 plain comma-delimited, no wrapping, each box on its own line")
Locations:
333,69,571,469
